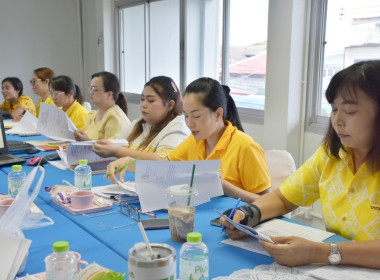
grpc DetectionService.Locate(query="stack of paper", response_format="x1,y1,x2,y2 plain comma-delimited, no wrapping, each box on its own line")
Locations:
56,140,128,172
92,181,139,204
5,111,40,136
0,232,31,280
5,103,77,140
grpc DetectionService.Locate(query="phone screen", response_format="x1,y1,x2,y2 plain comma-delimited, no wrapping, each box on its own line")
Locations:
141,218,169,230
210,217,222,227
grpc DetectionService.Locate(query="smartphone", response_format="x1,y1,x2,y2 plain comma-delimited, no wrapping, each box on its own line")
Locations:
210,217,222,227
141,218,169,230
44,152,60,161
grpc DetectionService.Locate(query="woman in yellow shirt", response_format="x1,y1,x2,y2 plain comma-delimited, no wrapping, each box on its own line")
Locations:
74,71,130,140
31,67,56,117
221,60,380,269
49,75,88,130
106,77,271,202
1,77,36,120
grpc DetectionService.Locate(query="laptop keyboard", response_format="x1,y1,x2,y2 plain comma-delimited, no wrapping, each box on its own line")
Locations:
7,140,34,154
0,154,15,160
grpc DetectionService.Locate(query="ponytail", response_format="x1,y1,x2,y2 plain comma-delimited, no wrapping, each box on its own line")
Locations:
222,85,244,132
116,93,128,116
74,84,84,105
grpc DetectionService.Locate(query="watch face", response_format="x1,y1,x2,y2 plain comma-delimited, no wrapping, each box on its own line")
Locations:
329,253,341,265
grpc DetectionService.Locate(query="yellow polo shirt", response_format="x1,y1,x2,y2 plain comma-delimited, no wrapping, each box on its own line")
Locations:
36,95,55,117
168,121,271,194
65,100,88,131
0,95,36,116
280,145,380,241
85,105,131,140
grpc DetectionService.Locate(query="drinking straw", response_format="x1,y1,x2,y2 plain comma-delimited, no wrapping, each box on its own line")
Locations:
138,221,155,258
187,164,196,206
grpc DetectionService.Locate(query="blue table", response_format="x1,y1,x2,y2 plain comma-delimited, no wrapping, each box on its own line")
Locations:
3,134,345,279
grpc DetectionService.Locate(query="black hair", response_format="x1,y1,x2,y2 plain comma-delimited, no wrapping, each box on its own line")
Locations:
2,77,23,97
128,76,182,150
184,77,244,131
91,71,128,116
50,75,84,104
323,60,380,171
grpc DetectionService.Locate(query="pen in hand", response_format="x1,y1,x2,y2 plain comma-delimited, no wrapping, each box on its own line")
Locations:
221,197,241,233
105,157,140,177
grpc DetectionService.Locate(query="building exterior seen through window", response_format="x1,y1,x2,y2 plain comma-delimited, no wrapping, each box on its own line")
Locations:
320,0,380,117
219,0,268,110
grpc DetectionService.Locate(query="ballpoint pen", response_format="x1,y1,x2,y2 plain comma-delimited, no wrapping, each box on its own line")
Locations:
221,197,241,233
104,157,140,177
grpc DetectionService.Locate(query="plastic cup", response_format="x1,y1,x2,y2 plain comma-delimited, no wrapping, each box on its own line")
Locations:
70,190,94,209
165,184,198,242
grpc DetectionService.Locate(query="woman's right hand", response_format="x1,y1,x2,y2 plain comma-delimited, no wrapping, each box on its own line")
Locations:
219,210,248,239
106,156,135,183
74,130,90,141
92,140,119,158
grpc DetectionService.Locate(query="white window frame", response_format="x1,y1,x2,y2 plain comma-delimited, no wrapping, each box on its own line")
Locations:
116,0,265,124
306,0,334,135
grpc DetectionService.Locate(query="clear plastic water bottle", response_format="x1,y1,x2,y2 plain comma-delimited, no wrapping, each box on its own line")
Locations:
8,164,26,198
45,241,78,280
180,232,209,280
74,159,92,190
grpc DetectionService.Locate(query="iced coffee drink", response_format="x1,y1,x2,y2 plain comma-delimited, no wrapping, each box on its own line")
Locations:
168,205,195,242
165,184,198,242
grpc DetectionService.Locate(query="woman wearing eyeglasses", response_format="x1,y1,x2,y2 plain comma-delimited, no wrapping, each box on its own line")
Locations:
1,77,36,121
31,67,56,117
74,71,131,141
50,75,88,130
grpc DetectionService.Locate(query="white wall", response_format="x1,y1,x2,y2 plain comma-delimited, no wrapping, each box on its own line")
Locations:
0,0,83,104
0,0,324,166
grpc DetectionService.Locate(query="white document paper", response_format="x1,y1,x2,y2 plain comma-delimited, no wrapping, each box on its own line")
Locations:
57,140,128,168
135,160,223,212
222,218,335,256
5,111,40,136
0,232,31,280
37,103,77,141
309,265,380,280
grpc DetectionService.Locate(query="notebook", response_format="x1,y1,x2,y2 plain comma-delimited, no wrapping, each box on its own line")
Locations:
0,117,26,166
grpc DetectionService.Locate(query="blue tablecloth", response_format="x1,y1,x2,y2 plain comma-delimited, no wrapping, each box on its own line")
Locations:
2,134,345,279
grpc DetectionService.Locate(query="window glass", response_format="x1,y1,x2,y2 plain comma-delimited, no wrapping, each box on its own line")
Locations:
120,5,145,93
320,0,380,117
149,0,180,82
220,0,269,110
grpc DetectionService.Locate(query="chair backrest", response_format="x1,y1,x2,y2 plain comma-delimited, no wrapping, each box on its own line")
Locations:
265,150,296,190
83,101,92,111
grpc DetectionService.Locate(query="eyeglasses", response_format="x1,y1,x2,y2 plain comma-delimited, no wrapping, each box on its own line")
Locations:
50,91,65,98
88,86,101,93
29,79,42,85
83,201,141,230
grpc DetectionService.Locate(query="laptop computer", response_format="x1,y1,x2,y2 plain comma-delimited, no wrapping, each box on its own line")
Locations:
0,116,26,166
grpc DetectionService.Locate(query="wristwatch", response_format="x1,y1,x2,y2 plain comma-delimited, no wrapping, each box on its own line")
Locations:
328,243,341,265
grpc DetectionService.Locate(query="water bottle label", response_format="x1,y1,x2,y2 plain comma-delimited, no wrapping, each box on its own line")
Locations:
180,259,208,280
8,179,25,197
75,174,92,189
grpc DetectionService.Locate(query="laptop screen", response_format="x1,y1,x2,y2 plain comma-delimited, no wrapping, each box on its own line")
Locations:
0,116,8,152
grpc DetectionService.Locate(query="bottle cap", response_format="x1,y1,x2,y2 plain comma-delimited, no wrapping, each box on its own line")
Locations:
12,165,22,171
78,159,88,165
52,241,70,252
187,232,202,243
